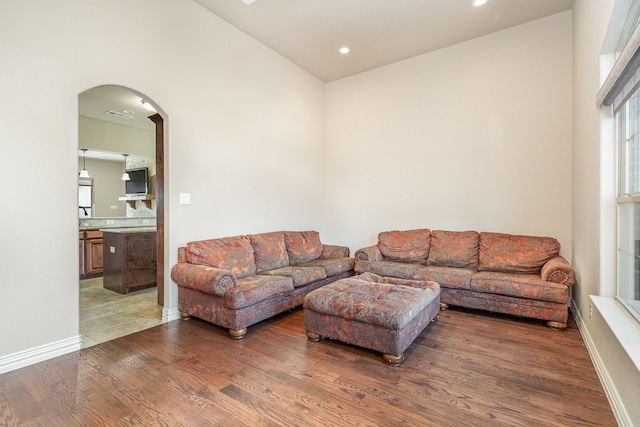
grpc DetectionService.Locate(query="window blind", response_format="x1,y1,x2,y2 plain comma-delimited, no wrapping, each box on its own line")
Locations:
597,22,640,112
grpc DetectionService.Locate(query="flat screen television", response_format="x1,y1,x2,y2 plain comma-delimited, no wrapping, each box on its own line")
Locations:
124,167,149,196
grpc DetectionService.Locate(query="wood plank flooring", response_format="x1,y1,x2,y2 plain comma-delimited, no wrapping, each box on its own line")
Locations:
0,306,616,426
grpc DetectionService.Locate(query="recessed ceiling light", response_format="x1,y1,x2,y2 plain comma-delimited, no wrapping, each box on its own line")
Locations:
339,46,350,55
122,109,135,115
473,0,487,6
240,0,256,5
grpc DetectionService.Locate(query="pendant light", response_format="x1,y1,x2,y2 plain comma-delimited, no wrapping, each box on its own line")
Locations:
121,154,130,181
79,148,90,178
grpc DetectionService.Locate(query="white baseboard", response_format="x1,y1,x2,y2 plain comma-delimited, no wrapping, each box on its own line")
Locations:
571,299,632,427
0,335,82,375
163,306,180,322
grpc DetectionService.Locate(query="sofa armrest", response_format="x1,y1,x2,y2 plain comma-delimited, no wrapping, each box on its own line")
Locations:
354,245,382,261
171,263,237,296
541,256,576,286
320,244,350,259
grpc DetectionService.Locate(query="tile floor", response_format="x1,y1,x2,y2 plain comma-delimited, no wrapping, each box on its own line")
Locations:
79,277,164,348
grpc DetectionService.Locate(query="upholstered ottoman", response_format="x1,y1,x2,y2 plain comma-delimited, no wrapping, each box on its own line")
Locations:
303,272,440,366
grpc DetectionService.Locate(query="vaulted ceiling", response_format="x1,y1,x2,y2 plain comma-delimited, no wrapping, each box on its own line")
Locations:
193,0,574,82
79,0,575,147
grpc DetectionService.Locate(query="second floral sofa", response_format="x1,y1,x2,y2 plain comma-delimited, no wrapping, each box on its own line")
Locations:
354,229,576,329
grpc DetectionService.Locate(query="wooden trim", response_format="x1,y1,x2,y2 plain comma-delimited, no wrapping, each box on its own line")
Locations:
148,113,164,306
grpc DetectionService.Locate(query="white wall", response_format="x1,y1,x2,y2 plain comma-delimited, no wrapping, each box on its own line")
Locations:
573,0,640,425
325,12,573,254
0,0,324,364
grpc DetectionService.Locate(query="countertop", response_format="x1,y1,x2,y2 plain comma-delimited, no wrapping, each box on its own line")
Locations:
80,224,155,231
100,227,157,234
79,217,156,231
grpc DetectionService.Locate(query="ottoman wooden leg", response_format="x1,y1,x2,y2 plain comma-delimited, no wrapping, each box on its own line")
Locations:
440,303,449,311
383,353,405,367
179,312,190,320
306,331,322,342
229,328,247,339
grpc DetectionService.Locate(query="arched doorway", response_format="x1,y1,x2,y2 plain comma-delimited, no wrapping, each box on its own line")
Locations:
78,85,165,347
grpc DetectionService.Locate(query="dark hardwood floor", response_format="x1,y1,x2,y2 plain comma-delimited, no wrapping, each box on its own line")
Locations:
0,306,616,426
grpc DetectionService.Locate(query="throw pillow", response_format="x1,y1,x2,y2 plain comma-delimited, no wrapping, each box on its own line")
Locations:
284,231,323,264
427,230,479,270
248,231,290,273
478,232,561,274
378,229,431,263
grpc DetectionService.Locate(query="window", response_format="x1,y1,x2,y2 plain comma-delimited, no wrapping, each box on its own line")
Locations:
616,89,640,322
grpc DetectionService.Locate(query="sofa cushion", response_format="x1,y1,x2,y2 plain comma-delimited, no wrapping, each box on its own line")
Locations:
260,266,327,288
224,275,294,309
414,266,475,290
248,231,290,273
478,232,560,274
470,271,569,304
298,257,355,277
427,230,479,269
378,229,431,263
358,272,441,292
355,260,423,279
284,231,323,264
186,236,256,279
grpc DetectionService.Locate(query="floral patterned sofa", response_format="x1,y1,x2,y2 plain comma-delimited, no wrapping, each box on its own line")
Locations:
354,229,576,329
171,231,355,339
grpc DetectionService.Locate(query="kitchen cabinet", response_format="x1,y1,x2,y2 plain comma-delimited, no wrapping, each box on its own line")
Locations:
102,229,156,294
79,230,103,279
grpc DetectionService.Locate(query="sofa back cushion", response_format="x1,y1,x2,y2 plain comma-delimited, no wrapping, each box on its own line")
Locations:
427,230,479,270
378,229,431,263
248,231,290,273
284,231,323,264
478,232,560,274
186,236,256,278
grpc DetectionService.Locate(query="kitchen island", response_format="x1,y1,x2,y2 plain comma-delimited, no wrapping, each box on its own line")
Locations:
102,227,157,294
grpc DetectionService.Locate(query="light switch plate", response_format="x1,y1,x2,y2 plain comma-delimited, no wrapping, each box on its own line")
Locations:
179,193,191,205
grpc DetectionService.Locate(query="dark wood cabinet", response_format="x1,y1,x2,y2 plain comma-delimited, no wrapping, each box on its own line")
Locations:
86,231,103,276
79,230,103,279
103,230,157,294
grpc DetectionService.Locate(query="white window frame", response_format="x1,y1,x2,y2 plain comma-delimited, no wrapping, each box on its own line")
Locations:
616,91,640,322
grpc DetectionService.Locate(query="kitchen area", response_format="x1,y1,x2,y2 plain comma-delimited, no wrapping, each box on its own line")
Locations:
78,85,163,347
79,216,157,294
